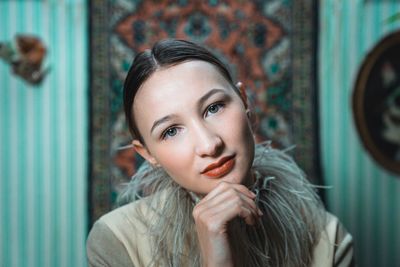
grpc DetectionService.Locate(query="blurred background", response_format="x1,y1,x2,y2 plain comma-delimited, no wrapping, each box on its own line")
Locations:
1,0,400,266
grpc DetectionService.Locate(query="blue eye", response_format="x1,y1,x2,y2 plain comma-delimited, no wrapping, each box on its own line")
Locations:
206,103,224,116
162,127,178,139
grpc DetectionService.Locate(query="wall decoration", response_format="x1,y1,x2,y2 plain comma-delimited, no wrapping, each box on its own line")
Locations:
353,30,400,175
0,34,49,85
89,0,321,222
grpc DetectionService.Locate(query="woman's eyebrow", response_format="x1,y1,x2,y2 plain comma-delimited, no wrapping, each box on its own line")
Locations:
150,89,227,135
197,88,226,106
150,114,177,134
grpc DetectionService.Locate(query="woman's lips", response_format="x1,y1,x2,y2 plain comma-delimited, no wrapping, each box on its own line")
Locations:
201,156,236,178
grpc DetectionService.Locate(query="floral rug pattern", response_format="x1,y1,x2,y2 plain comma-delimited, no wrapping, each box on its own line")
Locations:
89,0,321,221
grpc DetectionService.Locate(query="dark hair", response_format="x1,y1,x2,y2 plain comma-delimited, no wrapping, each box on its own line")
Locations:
123,39,236,142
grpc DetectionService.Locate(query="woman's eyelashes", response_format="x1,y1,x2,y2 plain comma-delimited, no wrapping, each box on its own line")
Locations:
204,102,225,117
161,126,181,140
160,102,226,140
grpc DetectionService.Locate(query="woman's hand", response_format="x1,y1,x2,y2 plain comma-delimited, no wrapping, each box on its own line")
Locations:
192,181,263,267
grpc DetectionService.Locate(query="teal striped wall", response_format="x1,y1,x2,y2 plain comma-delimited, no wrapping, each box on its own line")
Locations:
0,1,88,267
320,1,400,266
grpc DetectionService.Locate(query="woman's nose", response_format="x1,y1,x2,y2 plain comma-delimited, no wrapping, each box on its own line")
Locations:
194,126,223,157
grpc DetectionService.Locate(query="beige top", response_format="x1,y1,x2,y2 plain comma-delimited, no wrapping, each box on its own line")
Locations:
87,197,354,267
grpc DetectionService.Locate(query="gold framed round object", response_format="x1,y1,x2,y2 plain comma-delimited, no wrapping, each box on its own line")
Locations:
353,30,400,175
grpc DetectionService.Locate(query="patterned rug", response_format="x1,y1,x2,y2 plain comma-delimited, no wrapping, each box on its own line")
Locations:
89,0,321,222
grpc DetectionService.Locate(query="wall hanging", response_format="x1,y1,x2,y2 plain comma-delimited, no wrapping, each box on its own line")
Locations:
0,34,49,85
353,30,400,175
89,0,322,222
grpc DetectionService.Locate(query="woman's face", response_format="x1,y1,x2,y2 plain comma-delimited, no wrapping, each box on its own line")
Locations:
132,60,255,195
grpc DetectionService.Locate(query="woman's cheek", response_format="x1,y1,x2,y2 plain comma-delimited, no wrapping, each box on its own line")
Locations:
156,140,193,176
223,109,250,141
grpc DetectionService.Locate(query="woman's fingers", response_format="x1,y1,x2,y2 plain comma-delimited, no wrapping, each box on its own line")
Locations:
213,199,259,226
202,181,256,202
197,182,261,214
194,197,259,230
193,182,262,228
196,187,260,218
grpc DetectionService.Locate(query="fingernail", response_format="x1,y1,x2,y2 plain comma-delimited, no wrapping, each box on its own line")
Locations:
258,209,263,216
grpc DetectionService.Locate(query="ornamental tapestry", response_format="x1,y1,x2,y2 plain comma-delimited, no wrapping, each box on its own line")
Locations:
90,0,321,222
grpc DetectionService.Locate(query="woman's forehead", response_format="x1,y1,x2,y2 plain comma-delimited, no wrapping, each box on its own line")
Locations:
132,61,235,130
134,60,232,104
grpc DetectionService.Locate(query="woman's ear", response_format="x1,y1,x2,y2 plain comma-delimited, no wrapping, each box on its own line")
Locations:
236,81,248,109
236,81,256,129
132,140,159,166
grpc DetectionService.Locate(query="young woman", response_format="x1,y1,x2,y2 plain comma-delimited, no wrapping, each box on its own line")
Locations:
87,39,354,267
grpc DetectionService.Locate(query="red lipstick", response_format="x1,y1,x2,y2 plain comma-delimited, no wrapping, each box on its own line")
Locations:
201,155,235,178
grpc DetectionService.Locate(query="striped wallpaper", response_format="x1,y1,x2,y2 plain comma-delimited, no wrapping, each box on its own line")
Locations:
1,1,400,267
319,1,400,267
0,1,88,267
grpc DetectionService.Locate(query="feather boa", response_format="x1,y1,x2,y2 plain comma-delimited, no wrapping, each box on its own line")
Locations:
118,142,327,267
